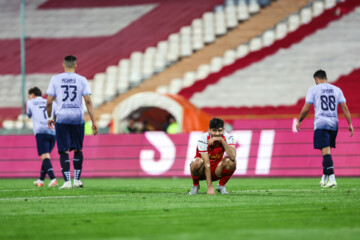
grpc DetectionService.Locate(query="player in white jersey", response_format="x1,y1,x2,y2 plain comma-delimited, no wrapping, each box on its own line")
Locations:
26,87,58,187
189,118,237,195
296,70,354,188
46,55,98,189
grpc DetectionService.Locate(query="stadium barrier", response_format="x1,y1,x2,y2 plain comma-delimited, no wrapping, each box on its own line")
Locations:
0,118,359,178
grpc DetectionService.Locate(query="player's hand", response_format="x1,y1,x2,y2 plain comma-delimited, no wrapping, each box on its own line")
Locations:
92,123,99,136
296,121,301,132
207,187,215,195
349,125,354,137
208,137,223,145
48,119,55,129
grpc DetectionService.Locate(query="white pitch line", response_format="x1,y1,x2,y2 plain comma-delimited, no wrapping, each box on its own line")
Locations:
231,188,359,193
0,194,129,201
0,189,38,192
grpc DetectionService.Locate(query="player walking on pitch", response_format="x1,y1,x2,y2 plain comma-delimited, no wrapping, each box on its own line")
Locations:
189,118,237,195
296,70,354,188
46,55,98,189
27,87,58,187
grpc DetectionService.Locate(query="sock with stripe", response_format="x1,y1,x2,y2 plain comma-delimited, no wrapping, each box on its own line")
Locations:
192,176,199,186
73,151,83,180
42,158,55,180
39,163,46,181
60,152,71,182
219,168,235,186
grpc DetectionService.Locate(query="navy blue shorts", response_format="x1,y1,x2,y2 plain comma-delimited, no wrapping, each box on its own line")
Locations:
313,129,338,149
35,134,56,156
55,123,84,153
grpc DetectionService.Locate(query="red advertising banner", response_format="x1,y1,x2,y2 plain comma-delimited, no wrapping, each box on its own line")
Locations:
0,118,359,178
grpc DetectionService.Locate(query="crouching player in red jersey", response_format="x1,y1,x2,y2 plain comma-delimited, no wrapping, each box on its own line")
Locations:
189,118,236,195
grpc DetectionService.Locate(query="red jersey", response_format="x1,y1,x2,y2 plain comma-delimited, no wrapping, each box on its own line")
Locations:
195,132,236,164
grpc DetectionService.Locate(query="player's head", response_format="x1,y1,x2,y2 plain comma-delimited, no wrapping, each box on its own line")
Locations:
28,87,42,99
313,70,327,84
63,55,77,69
209,118,224,137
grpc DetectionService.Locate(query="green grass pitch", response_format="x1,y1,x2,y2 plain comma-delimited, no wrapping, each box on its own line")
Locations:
0,178,359,240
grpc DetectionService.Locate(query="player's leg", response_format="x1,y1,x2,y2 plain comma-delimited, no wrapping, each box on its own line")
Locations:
72,124,85,188
314,129,331,187
44,134,58,187
73,150,84,188
214,158,236,194
324,130,337,187
55,123,72,189
189,158,205,195
34,134,47,187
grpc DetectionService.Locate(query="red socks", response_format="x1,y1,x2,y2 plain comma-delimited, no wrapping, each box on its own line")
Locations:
219,168,235,186
192,176,199,186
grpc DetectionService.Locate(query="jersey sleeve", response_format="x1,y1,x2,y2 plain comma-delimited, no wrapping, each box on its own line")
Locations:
338,88,346,104
305,87,314,104
225,132,236,146
82,78,92,96
26,101,32,118
197,133,208,153
46,77,56,97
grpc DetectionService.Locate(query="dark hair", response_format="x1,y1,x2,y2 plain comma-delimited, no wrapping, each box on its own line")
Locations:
209,118,224,129
28,87,42,97
313,70,327,80
64,55,77,68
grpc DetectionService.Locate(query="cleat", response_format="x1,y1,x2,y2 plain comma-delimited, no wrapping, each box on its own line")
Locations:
189,185,200,195
48,179,58,187
34,179,44,187
216,184,229,194
73,179,84,188
59,181,72,189
324,181,337,188
320,180,327,187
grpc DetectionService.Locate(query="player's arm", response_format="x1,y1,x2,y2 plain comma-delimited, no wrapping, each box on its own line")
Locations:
83,95,98,136
340,102,354,137
46,95,55,129
200,152,215,195
296,102,312,132
216,138,236,161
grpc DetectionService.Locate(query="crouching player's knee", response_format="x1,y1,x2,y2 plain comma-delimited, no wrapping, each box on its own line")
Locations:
191,158,204,171
225,158,236,171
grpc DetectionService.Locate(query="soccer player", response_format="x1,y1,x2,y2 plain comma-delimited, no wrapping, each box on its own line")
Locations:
189,118,237,195
26,87,58,187
296,70,354,188
46,55,98,189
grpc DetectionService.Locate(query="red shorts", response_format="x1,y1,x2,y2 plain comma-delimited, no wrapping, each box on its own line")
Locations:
199,160,221,181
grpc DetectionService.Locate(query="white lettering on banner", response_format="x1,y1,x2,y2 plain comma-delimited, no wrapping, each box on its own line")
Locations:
232,131,252,175
140,132,176,175
255,130,275,175
184,132,202,175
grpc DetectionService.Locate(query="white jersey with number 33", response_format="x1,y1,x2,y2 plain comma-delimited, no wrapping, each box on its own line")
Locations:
306,83,346,131
46,72,91,125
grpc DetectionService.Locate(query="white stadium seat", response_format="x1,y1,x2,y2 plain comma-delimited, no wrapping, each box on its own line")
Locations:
236,44,249,59
223,49,236,66
183,72,196,88
312,0,325,17
262,29,275,47
249,37,262,51
300,7,313,24
288,13,300,32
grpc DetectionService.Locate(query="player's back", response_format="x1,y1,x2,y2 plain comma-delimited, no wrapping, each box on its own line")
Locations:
27,97,55,136
306,83,345,130
47,72,91,125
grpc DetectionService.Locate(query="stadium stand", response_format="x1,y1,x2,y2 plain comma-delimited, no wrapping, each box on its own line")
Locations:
177,0,360,119
0,0,277,129
2,0,358,131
